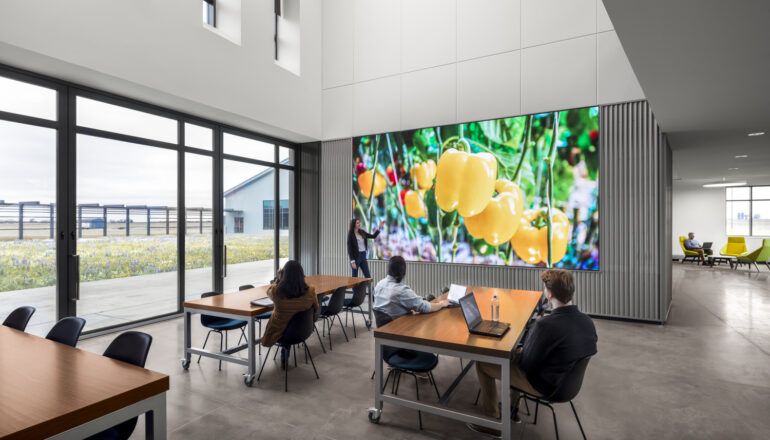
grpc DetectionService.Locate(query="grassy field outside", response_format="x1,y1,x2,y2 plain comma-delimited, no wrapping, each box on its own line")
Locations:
0,234,287,292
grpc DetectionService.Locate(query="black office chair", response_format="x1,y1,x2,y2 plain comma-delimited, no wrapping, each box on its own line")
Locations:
86,331,153,440
372,310,440,431
514,356,592,440
45,317,86,347
198,291,247,370
343,281,370,337
257,307,319,392
240,284,272,355
2,306,35,331
319,287,349,350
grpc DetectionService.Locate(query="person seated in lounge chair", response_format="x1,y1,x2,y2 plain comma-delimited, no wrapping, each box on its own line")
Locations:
684,232,712,265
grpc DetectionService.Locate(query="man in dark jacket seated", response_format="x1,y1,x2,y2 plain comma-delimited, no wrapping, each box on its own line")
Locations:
468,269,598,437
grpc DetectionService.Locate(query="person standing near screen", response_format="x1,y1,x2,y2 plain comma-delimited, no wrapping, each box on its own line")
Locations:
347,218,384,278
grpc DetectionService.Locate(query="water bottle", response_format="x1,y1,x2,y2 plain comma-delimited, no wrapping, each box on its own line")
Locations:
491,294,500,322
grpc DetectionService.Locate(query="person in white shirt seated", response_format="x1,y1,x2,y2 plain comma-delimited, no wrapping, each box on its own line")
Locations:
373,256,449,320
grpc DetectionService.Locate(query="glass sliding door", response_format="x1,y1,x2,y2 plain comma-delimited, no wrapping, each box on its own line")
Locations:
76,135,178,330
279,168,295,265
223,159,275,291
184,152,214,299
0,120,57,335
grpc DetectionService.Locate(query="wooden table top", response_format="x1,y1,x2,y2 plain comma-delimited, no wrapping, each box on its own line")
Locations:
373,287,542,359
0,326,169,440
183,274,373,317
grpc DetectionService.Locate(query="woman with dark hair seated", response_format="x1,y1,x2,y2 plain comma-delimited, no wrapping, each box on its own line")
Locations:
262,260,318,351
373,256,448,319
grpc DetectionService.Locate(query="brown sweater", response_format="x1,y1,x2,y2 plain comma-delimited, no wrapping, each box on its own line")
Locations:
261,284,318,347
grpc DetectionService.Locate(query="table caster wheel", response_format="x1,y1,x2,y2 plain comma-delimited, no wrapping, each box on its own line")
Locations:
181,359,190,370
244,374,255,387
367,408,381,424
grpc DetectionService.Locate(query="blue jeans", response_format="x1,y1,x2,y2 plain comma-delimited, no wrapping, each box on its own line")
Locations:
351,251,370,278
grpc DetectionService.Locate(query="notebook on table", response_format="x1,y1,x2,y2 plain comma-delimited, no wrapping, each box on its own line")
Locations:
250,297,274,307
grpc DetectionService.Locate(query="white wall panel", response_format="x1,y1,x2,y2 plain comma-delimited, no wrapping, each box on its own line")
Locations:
457,0,521,61
323,85,353,140
354,0,401,82
401,0,456,72
401,64,456,130
522,0,596,48
457,51,521,122
323,0,354,88
597,0,614,32
353,76,401,136
522,35,597,114
597,31,644,104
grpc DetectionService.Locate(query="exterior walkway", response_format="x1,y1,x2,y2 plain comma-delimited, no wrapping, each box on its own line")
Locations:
0,259,282,335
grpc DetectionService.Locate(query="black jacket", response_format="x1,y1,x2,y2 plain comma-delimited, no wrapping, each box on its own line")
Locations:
347,229,380,260
517,305,597,396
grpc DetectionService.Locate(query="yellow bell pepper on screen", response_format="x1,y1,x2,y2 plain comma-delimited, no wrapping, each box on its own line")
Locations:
358,170,386,198
434,148,497,217
411,159,437,190
463,179,525,246
403,190,427,218
511,208,570,265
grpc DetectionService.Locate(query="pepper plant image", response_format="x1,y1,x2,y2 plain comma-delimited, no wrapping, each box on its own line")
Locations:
352,106,599,270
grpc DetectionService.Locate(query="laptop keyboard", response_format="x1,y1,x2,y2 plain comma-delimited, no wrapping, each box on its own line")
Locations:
477,321,506,332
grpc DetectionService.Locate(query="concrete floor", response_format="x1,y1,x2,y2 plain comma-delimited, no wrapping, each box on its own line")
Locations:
74,263,770,439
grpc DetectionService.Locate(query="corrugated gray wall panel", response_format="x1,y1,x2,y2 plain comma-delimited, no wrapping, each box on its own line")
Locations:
318,102,672,322
299,142,320,274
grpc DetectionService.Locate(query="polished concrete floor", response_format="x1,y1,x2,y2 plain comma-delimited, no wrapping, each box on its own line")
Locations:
76,263,770,439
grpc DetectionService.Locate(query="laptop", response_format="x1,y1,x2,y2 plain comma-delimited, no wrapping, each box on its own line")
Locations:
458,293,510,337
702,242,712,250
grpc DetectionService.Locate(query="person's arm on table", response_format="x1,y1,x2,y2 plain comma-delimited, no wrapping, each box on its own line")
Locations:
398,287,448,314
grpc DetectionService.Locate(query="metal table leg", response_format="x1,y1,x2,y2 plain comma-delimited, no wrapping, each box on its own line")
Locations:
501,358,511,440
366,282,373,329
368,338,384,424
181,310,192,370
244,317,257,387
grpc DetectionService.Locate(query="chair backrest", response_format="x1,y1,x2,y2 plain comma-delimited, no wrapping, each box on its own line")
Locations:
278,307,315,346
199,292,223,327
723,236,747,255
239,284,254,291
547,356,591,403
678,236,688,252
373,310,393,328
100,331,153,440
45,317,86,347
751,239,770,261
346,281,370,308
103,331,153,367
324,287,347,315
2,306,36,331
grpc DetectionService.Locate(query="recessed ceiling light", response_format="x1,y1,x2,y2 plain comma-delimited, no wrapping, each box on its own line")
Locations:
748,132,765,136
735,155,748,158
728,167,739,170
703,181,747,188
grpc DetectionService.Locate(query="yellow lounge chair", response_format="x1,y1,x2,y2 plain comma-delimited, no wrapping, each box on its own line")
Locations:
720,236,748,258
679,236,701,264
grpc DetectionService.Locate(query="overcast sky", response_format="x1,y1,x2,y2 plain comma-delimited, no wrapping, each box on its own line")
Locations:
0,76,281,210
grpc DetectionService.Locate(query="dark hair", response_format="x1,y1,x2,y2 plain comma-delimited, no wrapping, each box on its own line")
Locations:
349,218,361,237
276,260,308,299
387,256,407,283
540,269,575,304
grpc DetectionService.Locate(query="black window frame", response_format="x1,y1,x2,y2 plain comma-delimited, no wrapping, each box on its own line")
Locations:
0,62,300,336
725,185,770,236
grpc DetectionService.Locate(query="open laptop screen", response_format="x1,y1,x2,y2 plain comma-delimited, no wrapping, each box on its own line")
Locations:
459,292,482,329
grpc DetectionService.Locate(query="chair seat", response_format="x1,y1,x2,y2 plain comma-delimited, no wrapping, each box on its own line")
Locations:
255,312,272,320
386,350,438,372
204,318,247,330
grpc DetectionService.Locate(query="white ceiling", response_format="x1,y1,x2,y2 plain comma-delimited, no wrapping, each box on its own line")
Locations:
603,0,770,185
